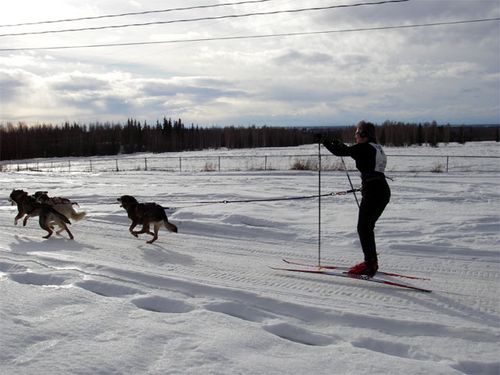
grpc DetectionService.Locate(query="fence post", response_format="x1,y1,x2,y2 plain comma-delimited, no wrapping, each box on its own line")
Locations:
218,156,221,172
68,160,71,173
264,156,267,171
446,156,449,173
179,157,182,172
115,159,119,172
145,157,148,171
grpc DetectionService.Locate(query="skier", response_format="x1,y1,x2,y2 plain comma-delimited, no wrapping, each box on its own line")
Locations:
322,121,390,277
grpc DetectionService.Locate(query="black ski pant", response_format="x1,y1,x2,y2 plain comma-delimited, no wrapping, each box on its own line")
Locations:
357,178,391,264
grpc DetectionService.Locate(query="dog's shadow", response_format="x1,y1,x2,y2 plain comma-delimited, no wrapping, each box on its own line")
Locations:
11,235,98,254
140,245,195,267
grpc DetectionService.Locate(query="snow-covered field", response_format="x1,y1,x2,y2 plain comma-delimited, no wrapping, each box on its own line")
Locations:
1,142,499,374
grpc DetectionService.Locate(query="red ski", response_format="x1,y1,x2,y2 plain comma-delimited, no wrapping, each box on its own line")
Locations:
282,259,430,281
271,266,432,293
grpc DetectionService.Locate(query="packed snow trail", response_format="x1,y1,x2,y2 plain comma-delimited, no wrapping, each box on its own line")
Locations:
1,144,499,374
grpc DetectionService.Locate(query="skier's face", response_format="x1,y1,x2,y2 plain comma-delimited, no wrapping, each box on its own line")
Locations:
355,128,368,144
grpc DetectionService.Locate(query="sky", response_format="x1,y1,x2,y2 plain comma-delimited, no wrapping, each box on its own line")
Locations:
0,0,499,127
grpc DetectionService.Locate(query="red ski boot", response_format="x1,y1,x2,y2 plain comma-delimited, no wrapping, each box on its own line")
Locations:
347,261,378,277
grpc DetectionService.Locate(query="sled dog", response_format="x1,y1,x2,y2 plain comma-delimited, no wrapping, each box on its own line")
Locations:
33,191,86,222
9,189,74,239
117,195,177,244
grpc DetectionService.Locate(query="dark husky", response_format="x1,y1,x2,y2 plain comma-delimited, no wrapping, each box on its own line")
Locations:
117,195,177,244
9,189,74,239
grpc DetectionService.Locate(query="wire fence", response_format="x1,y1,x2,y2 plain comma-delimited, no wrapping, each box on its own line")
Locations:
1,153,499,174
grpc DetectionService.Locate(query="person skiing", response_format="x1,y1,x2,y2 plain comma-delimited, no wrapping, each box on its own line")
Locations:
322,121,390,277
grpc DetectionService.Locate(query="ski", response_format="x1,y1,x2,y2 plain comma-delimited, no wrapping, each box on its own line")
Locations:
271,266,432,293
282,259,430,281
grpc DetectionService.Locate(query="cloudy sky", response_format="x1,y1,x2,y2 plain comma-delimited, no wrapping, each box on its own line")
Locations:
0,0,499,127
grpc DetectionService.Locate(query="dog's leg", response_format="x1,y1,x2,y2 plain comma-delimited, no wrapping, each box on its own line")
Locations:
14,210,25,225
40,221,54,239
51,221,65,235
48,218,64,235
146,223,160,244
23,213,34,226
132,224,151,237
58,223,74,240
129,221,139,237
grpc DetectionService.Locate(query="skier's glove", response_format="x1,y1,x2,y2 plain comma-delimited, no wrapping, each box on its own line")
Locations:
325,138,343,147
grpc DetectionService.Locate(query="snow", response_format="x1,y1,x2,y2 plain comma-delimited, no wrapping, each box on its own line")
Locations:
1,142,499,375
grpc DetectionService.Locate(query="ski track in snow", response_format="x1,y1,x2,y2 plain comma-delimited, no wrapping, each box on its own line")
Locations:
1,143,499,374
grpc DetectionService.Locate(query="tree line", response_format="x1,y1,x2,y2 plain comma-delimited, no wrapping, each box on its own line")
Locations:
0,118,498,161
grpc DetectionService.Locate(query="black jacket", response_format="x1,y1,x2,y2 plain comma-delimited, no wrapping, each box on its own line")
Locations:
323,140,387,182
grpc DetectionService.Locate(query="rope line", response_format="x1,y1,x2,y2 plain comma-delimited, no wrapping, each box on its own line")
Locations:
167,188,361,209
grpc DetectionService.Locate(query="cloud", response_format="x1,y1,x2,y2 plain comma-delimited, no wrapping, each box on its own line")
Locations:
273,50,334,66
50,73,112,92
0,69,30,102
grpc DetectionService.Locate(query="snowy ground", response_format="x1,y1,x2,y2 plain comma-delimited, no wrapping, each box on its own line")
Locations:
1,142,499,374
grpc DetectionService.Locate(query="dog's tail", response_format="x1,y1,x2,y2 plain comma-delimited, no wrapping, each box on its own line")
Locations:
164,220,178,233
71,211,87,221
